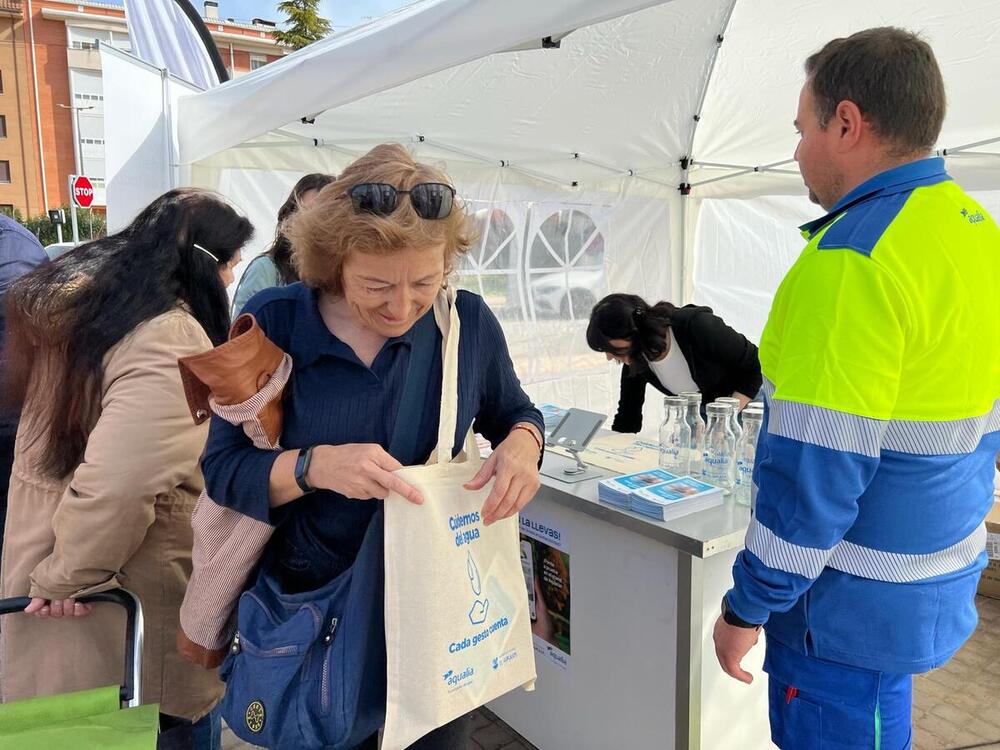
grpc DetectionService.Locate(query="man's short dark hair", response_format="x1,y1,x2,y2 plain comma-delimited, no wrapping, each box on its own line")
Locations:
805,27,946,156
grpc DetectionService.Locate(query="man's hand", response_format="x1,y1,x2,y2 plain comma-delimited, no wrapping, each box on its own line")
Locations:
713,614,760,684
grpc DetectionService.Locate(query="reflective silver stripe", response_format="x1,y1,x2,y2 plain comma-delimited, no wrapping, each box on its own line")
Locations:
761,377,776,402
828,525,987,583
882,400,1000,455
766,397,886,458
762,379,1000,457
745,518,829,579
745,518,987,584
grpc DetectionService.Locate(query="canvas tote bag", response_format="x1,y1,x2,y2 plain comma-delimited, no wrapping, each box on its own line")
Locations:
382,288,536,750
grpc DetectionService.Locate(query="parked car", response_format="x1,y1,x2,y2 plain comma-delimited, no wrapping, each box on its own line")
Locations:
528,268,604,320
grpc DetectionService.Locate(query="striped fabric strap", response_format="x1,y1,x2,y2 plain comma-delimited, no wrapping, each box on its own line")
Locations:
745,517,987,584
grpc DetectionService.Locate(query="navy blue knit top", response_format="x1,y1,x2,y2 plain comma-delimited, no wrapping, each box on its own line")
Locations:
201,283,543,579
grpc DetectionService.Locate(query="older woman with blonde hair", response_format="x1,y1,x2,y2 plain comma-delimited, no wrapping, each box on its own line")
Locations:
201,144,544,749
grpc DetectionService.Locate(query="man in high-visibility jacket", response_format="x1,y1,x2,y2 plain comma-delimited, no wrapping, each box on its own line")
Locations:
713,27,1000,749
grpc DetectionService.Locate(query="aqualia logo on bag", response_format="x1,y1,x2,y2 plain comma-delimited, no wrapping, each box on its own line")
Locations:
245,700,265,733
442,667,475,691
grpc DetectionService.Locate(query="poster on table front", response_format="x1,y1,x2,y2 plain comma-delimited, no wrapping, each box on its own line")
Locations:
518,509,570,669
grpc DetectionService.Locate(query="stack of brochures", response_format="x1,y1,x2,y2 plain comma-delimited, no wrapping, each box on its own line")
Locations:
597,469,679,510
630,476,724,521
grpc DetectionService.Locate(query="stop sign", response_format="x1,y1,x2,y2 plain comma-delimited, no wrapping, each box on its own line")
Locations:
72,175,94,208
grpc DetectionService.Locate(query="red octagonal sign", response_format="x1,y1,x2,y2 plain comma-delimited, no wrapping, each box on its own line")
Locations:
72,175,95,208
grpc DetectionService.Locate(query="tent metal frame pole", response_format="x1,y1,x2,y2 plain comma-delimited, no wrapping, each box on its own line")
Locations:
942,150,1000,159
575,154,676,189
676,0,739,328
314,142,359,158
307,137,389,145
679,0,739,192
690,168,756,188
229,141,321,150
692,158,796,171
418,136,574,187
938,134,1000,155
500,154,580,166
690,157,799,188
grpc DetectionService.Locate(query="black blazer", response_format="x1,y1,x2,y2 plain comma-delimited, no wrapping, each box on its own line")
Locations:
611,304,762,433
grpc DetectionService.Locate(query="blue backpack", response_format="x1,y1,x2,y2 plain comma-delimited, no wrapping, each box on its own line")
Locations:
220,310,438,749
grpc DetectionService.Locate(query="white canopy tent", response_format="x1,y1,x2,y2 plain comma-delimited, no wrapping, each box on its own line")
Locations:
104,0,1000,431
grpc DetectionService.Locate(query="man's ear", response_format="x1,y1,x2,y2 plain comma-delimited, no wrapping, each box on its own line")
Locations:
833,99,865,151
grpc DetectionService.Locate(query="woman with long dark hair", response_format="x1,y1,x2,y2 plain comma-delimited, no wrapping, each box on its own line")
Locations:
0,188,253,748
587,293,762,432
231,172,335,315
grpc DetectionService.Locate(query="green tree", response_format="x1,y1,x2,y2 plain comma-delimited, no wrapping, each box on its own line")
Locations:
273,0,332,50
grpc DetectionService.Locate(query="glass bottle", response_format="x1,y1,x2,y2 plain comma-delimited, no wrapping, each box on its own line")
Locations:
715,397,743,441
679,391,705,476
659,396,691,475
703,402,736,492
734,407,763,509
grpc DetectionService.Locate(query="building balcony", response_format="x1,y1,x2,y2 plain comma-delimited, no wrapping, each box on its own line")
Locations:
0,0,22,15
67,46,102,71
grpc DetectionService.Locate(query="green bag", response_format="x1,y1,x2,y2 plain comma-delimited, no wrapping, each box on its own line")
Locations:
0,685,159,749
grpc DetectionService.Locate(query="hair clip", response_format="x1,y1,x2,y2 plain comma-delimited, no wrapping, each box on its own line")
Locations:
193,243,220,263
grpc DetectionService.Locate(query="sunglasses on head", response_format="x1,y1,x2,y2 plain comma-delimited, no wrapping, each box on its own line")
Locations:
346,182,455,220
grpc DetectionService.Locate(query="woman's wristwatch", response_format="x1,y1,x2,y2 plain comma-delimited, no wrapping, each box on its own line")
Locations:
294,446,316,493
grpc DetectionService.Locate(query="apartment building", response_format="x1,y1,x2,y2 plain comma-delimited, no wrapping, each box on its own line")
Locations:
0,0,284,217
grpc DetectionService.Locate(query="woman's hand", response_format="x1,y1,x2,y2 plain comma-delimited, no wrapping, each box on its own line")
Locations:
309,444,424,504
465,424,542,525
23,598,93,618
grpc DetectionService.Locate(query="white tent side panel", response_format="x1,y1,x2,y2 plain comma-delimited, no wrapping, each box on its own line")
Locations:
102,46,200,232
689,195,813,344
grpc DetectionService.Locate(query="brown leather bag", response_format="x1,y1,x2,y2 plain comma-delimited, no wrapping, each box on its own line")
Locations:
178,313,284,445
175,313,289,668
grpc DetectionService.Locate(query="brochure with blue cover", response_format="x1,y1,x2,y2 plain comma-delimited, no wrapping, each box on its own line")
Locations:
597,469,678,509
630,477,724,521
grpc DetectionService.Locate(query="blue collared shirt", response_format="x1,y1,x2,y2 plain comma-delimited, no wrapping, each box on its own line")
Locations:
202,283,544,579
799,156,950,240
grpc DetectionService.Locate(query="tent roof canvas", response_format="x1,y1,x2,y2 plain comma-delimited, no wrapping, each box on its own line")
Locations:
176,0,1000,196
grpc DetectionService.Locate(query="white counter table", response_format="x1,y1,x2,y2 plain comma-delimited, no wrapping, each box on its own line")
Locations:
489,452,773,749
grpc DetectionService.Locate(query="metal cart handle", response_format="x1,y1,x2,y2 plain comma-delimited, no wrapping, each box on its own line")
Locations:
0,589,145,708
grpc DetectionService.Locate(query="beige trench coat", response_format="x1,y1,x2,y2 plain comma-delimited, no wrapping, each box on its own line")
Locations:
0,308,223,720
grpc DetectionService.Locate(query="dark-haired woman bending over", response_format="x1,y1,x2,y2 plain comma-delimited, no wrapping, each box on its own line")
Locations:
587,293,762,433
